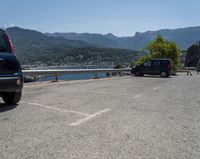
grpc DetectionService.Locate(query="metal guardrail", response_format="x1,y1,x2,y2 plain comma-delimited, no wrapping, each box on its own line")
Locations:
22,68,132,76
176,67,196,76
22,68,132,81
22,67,197,82
175,67,196,74
184,67,196,70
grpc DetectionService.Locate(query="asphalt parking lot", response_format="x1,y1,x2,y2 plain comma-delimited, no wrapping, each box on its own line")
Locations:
0,73,200,159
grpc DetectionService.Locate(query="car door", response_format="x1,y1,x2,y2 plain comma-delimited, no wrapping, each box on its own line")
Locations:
141,61,152,74
151,60,161,75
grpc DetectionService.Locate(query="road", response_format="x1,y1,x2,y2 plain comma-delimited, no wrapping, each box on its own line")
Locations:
0,73,200,159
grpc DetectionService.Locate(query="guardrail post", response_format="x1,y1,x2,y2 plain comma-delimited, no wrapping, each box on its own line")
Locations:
94,72,98,79
55,75,58,81
34,76,37,82
106,72,111,77
53,75,58,82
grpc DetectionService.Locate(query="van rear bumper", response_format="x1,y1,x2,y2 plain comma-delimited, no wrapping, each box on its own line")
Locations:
0,76,23,93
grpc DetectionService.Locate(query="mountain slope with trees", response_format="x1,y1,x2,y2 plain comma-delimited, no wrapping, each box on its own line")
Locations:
6,27,138,65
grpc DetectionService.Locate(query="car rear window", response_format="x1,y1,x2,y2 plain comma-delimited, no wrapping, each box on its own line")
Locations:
0,31,12,53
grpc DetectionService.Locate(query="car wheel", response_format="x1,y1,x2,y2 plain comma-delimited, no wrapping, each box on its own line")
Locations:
135,71,141,76
160,71,167,77
2,91,22,105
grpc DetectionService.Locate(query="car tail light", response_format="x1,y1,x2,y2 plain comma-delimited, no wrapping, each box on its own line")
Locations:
17,78,22,85
168,63,172,69
5,32,15,53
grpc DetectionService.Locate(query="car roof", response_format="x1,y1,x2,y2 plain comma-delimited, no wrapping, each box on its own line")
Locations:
0,29,6,34
0,28,5,31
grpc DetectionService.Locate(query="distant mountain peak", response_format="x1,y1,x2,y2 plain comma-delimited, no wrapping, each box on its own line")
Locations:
6,26,44,37
104,33,115,36
104,33,118,40
7,26,39,33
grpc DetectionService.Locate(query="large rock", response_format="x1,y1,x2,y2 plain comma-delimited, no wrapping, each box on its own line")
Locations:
185,42,200,67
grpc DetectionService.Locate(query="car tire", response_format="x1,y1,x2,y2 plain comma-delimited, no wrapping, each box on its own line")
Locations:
2,91,22,105
160,71,167,78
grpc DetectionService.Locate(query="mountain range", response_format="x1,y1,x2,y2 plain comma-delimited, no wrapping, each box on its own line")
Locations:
6,27,138,65
46,26,200,50
5,26,200,65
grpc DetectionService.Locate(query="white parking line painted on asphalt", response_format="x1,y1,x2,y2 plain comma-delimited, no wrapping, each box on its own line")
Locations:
70,109,111,126
132,95,142,99
21,102,111,127
22,102,89,117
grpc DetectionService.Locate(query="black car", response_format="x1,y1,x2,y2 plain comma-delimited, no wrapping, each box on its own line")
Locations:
0,29,23,105
131,58,172,77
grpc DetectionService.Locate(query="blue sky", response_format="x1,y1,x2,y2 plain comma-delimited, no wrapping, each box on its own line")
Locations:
1,0,200,36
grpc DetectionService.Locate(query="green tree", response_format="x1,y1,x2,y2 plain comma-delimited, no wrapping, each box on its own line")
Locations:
135,55,151,65
136,35,180,69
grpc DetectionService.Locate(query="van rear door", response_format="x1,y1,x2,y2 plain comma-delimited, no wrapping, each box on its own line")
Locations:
0,30,21,76
0,53,21,76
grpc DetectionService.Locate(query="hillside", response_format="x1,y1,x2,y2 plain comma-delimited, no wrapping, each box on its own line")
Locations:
7,26,200,66
47,26,200,50
6,27,138,65
46,32,119,48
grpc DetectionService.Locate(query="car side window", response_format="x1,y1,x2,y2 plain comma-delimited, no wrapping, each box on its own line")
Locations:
143,61,151,67
161,60,168,65
152,60,160,66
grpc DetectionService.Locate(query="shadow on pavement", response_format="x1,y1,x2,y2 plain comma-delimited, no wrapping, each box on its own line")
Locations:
0,103,18,113
132,75,172,78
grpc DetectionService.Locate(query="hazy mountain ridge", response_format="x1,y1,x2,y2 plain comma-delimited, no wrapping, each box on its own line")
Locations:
6,27,138,65
45,32,119,48
46,26,200,50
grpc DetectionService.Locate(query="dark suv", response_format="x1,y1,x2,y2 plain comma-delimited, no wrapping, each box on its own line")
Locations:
0,29,23,105
131,58,172,77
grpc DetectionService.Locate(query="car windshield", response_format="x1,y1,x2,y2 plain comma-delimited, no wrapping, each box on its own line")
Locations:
143,61,151,66
0,31,11,53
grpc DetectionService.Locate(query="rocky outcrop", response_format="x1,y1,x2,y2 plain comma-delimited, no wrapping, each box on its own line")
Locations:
185,42,200,67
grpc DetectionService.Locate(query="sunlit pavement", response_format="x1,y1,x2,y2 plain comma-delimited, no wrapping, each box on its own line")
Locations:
1,73,200,159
